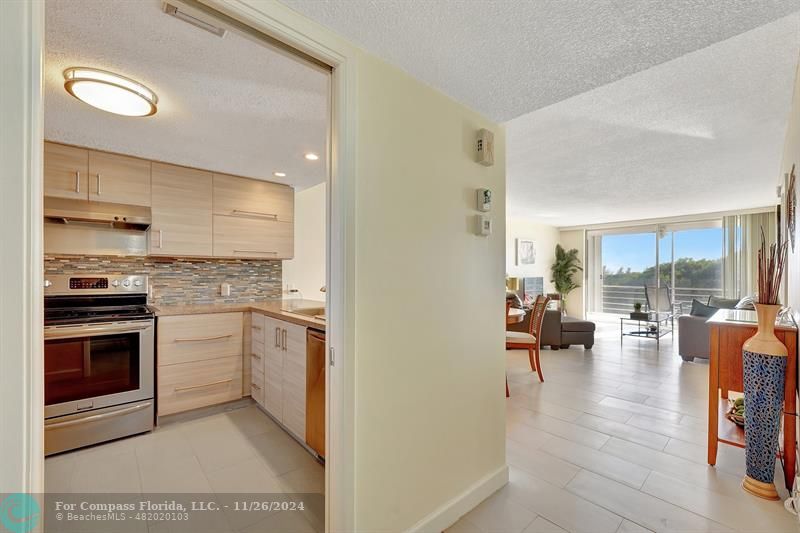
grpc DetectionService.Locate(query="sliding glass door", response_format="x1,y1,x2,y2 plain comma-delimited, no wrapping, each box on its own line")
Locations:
588,221,723,316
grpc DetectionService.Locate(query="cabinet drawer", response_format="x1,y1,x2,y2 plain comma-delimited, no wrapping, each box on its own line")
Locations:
250,368,265,407
249,350,264,377
158,356,242,416
158,313,243,366
251,313,265,344
212,215,293,259
213,173,293,222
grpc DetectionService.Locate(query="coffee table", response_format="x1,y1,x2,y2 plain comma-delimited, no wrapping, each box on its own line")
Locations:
620,313,673,347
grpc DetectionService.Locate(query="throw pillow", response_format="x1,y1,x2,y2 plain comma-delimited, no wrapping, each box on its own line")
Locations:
708,296,740,309
735,295,756,310
691,298,718,318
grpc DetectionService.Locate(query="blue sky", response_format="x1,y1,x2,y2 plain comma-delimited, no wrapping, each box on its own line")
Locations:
603,228,723,272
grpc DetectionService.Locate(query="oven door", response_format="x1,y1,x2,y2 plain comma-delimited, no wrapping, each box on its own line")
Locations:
44,319,154,418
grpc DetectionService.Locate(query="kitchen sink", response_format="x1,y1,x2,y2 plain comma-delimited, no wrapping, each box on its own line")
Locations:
281,306,326,321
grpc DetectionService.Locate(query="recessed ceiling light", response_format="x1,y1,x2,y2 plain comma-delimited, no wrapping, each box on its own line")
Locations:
304,153,319,161
63,67,158,117
273,172,286,177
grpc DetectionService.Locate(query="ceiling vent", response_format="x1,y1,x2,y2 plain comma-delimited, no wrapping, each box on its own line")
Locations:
162,2,227,38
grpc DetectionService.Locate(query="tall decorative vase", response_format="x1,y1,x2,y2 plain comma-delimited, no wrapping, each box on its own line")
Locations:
742,303,787,500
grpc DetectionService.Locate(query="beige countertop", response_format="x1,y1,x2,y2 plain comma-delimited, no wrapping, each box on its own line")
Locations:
150,299,326,331
707,308,797,332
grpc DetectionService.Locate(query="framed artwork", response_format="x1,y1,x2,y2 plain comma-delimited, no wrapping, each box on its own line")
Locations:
516,239,537,266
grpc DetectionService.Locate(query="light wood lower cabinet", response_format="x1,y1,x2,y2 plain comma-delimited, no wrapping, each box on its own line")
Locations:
156,312,243,416
254,315,307,441
158,356,242,416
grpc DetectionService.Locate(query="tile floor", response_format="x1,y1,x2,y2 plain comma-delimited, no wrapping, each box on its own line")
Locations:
450,319,800,533
45,403,324,532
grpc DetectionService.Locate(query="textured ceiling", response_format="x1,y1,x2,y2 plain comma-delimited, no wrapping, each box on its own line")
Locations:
281,0,800,122
45,0,329,190
506,13,800,227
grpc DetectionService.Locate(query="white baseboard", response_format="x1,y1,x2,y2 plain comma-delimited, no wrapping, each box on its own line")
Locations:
406,464,509,533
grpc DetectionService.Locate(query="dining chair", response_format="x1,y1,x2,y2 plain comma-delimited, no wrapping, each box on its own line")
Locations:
506,295,550,382
505,301,512,397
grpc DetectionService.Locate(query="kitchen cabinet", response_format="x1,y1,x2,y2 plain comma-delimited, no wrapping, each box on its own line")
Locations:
44,142,89,200
156,312,243,416
212,215,293,259
249,313,266,406
258,315,307,441
213,173,293,222
212,173,294,259
88,150,151,206
150,163,213,256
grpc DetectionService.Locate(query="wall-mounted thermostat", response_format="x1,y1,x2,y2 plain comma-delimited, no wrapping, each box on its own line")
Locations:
476,128,494,166
477,188,492,212
477,214,492,236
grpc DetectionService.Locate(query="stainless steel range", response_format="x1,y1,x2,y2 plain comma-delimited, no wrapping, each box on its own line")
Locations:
44,274,154,455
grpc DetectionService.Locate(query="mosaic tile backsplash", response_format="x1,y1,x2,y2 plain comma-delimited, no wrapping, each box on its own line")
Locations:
44,255,282,305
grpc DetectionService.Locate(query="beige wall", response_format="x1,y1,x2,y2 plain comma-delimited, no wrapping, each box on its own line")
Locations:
353,53,507,530
283,182,326,301
558,229,586,318
506,217,559,293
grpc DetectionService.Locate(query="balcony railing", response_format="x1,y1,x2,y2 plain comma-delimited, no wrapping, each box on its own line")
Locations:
601,285,723,315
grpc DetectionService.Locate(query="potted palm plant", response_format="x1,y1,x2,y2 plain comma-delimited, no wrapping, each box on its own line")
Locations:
550,244,582,314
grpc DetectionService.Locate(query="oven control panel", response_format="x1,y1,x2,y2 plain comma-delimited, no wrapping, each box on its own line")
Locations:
69,277,108,290
44,275,149,295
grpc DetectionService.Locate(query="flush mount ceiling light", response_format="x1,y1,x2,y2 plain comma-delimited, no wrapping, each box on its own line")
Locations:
63,67,158,117
273,172,287,177
304,153,319,161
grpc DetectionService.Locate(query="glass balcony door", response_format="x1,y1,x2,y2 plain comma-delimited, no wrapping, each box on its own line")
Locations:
588,221,723,316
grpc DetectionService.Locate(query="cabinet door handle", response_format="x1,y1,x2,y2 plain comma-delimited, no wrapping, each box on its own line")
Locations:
174,334,232,343
282,328,287,351
174,378,232,393
232,209,278,220
252,325,262,331
233,250,278,256
251,353,262,360
275,327,280,348
96,174,101,195
158,230,163,248
75,171,81,193
250,382,261,390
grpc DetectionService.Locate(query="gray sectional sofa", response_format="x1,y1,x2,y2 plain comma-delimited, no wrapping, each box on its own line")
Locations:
677,296,750,361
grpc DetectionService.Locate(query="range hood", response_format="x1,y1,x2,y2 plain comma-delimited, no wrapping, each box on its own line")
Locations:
44,198,151,230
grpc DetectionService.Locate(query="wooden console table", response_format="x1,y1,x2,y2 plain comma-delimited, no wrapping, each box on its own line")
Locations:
707,309,797,490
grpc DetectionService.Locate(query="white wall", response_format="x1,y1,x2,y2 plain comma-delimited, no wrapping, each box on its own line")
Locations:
506,217,559,292
0,0,44,493
558,229,586,318
283,182,326,301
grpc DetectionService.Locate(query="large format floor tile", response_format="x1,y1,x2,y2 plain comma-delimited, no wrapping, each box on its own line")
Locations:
498,321,796,533
44,403,324,532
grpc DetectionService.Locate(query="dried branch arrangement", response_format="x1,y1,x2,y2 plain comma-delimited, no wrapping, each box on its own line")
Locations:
757,228,788,305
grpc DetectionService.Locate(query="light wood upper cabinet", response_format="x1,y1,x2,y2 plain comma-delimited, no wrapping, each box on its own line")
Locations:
88,150,151,206
213,173,293,222
150,163,213,257
44,142,89,200
213,215,294,259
